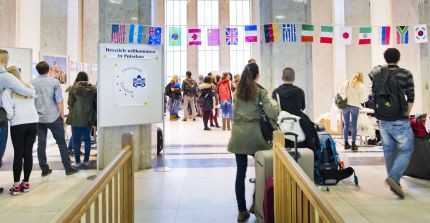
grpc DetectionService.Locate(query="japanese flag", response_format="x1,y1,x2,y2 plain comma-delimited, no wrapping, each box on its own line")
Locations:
337,26,352,45
414,24,428,43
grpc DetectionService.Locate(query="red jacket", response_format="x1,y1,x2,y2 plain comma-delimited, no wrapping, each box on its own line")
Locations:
217,80,232,101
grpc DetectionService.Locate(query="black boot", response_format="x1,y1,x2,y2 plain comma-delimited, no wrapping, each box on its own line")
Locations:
344,141,351,150
352,143,358,151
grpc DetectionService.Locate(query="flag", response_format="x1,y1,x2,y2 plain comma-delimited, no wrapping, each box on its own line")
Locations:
301,24,314,42
128,24,143,44
207,28,220,46
414,24,428,43
359,27,372,45
148,26,162,45
380,26,391,45
263,24,279,43
338,26,352,45
226,27,239,45
168,27,181,46
396,26,409,44
111,24,126,43
320,25,334,44
283,24,297,42
188,28,202,46
244,25,258,43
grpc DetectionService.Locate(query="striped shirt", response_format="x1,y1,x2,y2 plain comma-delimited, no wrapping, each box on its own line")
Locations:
369,65,415,103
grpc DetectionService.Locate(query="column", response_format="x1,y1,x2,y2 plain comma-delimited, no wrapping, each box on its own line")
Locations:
419,0,430,112
0,0,17,47
370,0,392,67
16,0,41,61
219,0,230,72
82,0,99,64
40,0,68,55
332,0,347,92
98,0,154,170
312,0,333,119
250,0,261,64
187,0,198,76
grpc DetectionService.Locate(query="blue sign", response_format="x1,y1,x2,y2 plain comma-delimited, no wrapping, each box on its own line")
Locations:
133,75,146,88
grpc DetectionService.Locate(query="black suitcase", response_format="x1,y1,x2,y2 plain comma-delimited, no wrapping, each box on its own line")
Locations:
157,127,163,155
404,137,430,180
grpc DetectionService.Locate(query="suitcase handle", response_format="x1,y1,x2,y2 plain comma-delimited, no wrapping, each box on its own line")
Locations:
280,117,299,123
284,132,300,161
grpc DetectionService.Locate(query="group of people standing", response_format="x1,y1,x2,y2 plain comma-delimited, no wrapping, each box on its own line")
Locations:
165,68,242,131
0,49,97,196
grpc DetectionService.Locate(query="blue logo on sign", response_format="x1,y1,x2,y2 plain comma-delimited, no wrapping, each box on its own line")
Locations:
133,75,146,88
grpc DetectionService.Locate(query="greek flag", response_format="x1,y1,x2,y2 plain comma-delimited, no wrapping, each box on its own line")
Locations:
283,24,297,42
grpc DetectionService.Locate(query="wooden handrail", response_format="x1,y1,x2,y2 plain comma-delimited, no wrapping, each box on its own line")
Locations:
272,130,344,223
57,133,134,223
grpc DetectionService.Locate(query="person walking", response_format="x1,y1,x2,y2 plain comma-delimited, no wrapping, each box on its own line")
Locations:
218,72,233,130
340,72,367,151
31,61,79,176
2,67,39,195
165,75,181,121
66,72,97,169
228,63,280,222
369,48,415,199
198,76,215,130
182,71,198,121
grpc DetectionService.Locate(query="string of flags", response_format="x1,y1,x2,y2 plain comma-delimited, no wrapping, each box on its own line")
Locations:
110,23,429,46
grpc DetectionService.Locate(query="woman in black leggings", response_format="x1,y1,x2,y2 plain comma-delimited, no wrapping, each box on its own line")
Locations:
2,67,39,195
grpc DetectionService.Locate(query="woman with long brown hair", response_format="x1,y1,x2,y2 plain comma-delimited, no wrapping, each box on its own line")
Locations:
228,63,280,222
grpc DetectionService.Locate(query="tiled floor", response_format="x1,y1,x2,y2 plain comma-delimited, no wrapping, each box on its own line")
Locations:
1,114,430,222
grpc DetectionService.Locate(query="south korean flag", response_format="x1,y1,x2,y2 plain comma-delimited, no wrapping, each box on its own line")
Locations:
414,24,428,43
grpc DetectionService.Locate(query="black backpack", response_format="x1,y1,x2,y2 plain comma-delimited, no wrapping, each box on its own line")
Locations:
372,67,407,120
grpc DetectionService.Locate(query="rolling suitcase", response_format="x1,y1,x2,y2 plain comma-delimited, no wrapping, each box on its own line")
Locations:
404,137,430,180
254,134,314,223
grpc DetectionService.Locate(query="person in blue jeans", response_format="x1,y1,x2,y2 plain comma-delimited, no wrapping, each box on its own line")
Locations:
340,72,367,151
369,48,415,199
66,72,97,169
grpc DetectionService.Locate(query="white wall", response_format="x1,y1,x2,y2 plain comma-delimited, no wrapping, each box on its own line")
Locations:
16,0,41,61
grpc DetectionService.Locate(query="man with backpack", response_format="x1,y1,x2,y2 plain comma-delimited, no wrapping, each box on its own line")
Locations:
182,71,198,121
369,48,415,199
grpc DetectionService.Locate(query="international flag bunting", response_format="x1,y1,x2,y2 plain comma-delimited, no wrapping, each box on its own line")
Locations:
263,24,279,43
380,26,391,45
283,24,297,42
111,24,126,43
359,27,372,45
148,26,162,45
338,26,352,45
414,24,428,43
396,26,409,44
320,25,334,44
168,27,182,46
301,24,314,42
207,28,220,46
128,24,143,44
188,28,202,46
226,28,239,45
244,25,258,43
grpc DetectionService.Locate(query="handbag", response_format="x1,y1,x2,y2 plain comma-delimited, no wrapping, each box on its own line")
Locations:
0,107,7,125
258,92,277,142
335,93,347,109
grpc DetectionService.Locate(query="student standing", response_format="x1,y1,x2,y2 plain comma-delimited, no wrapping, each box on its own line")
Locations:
218,72,233,130
31,61,79,176
340,72,367,151
66,72,97,169
165,75,181,121
369,48,415,199
228,63,280,222
198,76,215,130
181,71,198,121
2,67,39,195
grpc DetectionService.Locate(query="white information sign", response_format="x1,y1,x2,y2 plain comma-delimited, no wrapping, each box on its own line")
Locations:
98,43,163,127
1,47,32,82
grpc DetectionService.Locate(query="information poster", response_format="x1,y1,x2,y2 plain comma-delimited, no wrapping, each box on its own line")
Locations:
1,47,32,82
98,43,163,127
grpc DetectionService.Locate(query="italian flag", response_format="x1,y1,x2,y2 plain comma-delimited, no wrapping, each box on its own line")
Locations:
359,27,372,45
301,24,314,42
320,25,334,44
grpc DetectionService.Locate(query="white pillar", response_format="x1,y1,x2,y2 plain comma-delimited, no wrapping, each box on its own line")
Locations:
16,0,41,61
332,0,347,92
370,0,392,67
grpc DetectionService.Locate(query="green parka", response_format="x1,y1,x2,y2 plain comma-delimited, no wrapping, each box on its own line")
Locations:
228,86,280,155
66,81,97,127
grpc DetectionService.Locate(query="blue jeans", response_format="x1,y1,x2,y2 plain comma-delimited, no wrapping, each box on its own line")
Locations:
37,118,73,171
169,98,180,116
343,105,359,144
220,99,232,119
0,122,8,164
379,120,414,182
235,154,255,212
72,126,91,163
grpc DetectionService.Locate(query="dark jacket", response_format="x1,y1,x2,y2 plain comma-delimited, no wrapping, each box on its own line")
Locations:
66,81,97,127
272,84,305,116
199,83,215,110
182,78,198,96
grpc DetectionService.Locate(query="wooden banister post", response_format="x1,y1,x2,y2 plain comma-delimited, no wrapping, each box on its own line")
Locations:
122,133,134,223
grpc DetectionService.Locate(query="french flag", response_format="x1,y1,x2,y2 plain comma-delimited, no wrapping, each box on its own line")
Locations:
245,25,258,43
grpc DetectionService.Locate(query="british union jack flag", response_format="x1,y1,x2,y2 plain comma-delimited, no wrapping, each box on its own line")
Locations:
226,28,239,45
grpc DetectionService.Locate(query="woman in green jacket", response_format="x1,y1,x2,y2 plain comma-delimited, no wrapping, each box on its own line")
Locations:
66,72,97,169
228,63,280,222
